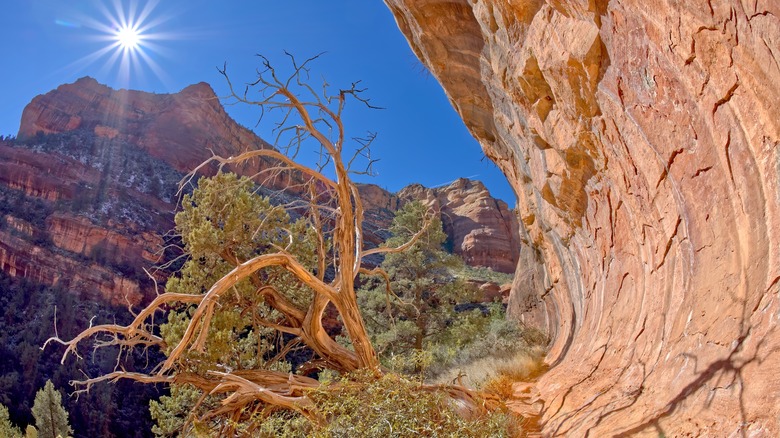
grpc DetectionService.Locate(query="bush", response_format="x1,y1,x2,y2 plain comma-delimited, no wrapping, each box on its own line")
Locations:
422,303,548,380
253,370,521,437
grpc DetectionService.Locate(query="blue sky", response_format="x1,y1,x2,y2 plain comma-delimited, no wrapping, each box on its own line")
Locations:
0,0,515,204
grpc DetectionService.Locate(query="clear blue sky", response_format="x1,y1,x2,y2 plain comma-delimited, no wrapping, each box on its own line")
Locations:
0,0,515,204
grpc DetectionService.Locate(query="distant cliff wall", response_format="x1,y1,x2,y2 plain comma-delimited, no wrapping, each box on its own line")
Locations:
2,78,519,305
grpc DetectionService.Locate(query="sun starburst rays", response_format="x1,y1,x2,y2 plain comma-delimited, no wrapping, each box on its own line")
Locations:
57,0,177,88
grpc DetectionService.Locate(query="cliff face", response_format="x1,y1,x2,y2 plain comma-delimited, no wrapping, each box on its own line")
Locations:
386,0,780,435
358,178,520,273
19,77,259,174
3,77,278,305
398,178,520,273
0,131,176,305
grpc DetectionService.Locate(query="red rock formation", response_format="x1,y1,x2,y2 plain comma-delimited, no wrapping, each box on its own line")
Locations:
386,0,780,435
46,213,163,266
358,180,520,273
3,78,308,305
3,79,519,307
18,77,294,186
0,144,94,201
0,228,142,305
399,178,520,273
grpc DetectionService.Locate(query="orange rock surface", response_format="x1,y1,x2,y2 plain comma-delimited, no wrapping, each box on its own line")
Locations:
386,0,780,435
18,77,297,184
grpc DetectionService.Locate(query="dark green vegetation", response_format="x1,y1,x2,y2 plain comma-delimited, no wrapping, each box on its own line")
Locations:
0,134,179,437
0,269,160,437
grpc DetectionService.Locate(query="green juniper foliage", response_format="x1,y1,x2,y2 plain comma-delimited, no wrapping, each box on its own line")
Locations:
358,201,482,373
150,173,318,436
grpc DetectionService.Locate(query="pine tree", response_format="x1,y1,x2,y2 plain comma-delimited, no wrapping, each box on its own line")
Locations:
359,201,479,372
31,380,72,438
0,403,23,438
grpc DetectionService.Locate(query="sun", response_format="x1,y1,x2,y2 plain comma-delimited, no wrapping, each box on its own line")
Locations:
58,0,182,86
116,25,141,50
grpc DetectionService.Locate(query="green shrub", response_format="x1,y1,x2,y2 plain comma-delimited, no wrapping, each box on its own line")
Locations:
252,371,521,437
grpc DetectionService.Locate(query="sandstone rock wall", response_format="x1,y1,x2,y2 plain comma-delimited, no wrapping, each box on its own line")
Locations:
386,0,780,435
0,132,175,306
0,228,142,305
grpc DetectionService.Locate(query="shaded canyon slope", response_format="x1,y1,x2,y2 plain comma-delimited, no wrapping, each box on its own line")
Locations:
385,0,779,436
0,78,519,306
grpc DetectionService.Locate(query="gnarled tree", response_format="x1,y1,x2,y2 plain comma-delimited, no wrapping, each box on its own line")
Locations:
45,54,498,435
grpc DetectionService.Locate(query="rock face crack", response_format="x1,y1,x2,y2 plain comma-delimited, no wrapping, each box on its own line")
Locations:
712,79,740,115
655,216,682,271
724,130,735,185
655,148,685,188
692,166,713,178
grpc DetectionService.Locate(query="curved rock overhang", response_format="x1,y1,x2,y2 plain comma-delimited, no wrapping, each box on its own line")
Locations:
385,0,780,435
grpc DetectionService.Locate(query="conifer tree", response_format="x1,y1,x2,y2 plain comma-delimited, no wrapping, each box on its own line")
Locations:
359,201,479,371
31,380,72,438
0,403,23,438
149,172,319,435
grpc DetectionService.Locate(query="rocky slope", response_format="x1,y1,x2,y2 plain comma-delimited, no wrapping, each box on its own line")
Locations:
386,0,779,435
0,78,519,305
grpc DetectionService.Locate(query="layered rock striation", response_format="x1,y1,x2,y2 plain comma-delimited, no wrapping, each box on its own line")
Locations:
398,178,519,273
386,0,779,435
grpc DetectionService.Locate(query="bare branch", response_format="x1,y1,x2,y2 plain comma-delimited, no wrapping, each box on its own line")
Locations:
182,148,337,193
44,292,203,363
162,253,335,372
361,214,433,258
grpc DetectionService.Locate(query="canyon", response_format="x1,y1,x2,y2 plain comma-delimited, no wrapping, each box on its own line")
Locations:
386,0,780,435
0,77,518,307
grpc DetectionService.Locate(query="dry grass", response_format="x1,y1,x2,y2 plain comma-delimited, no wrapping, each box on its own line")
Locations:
433,346,547,395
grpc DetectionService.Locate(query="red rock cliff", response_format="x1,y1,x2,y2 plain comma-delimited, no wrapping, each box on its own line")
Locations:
4,78,313,305
4,78,519,305
18,77,298,186
386,0,780,435
398,178,520,273
358,179,520,273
